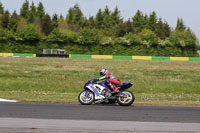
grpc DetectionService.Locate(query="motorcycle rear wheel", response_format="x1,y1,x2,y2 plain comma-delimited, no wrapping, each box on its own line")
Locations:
78,90,94,105
117,90,134,106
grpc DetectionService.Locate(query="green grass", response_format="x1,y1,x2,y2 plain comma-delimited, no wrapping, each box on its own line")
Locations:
0,57,200,106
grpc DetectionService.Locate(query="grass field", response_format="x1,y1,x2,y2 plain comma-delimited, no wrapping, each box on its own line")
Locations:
0,57,200,106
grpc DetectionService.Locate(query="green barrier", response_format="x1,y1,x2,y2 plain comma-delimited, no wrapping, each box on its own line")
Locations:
14,53,34,57
189,57,200,61
112,55,132,59
71,54,92,58
152,56,170,60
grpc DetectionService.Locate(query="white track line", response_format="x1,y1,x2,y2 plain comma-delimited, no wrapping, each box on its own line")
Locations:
0,98,17,102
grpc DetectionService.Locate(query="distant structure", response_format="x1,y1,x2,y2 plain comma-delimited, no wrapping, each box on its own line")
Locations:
43,49,66,55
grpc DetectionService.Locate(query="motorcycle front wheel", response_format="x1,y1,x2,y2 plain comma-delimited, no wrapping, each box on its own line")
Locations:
117,90,135,106
78,90,94,105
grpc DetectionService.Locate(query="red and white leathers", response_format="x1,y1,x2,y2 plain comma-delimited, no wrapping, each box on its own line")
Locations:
98,72,121,93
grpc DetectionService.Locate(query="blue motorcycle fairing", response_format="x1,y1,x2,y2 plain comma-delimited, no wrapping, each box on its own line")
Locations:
84,81,100,96
84,81,93,89
98,81,110,89
118,82,133,90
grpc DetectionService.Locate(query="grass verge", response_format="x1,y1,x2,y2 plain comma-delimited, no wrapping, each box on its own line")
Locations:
0,57,200,106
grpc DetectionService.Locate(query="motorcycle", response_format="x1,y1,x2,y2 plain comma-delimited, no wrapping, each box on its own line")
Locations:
78,78,135,106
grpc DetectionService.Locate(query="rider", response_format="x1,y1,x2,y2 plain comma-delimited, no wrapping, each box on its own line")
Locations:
94,68,121,94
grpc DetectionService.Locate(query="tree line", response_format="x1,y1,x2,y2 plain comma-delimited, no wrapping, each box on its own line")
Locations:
0,0,199,56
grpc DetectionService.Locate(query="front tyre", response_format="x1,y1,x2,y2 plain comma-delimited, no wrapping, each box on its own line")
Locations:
117,90,135,106
78,90,94,105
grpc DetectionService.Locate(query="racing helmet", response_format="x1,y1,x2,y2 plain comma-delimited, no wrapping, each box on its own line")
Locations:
99,68,108,76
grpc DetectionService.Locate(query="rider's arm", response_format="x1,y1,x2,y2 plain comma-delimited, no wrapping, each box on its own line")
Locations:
98,75,109,81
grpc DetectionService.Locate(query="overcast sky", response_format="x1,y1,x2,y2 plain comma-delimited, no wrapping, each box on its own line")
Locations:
1,0,200,41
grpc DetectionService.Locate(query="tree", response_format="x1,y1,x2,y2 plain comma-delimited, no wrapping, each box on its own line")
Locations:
184,28,198,50
58,15,67,29
59,14,64,20
0,1,4,14
132,10,146,33
111,7,122,26
66,8,73,24
8,11,19,31
66,4,83,26
1,10,10,29
87,16,95,28
41,13,53,35
103,6,110,16
95,9,103,29
30,2,36,15
147,11,157,32
77,27,101,45
175,18,186,32
36,2,45,18
139,29,158,47
20,0,29,18
163,21,171,38
17,24,39,43
102,6,112,29
27,11,34,24
156,18,170,40
44,29,67,43
114,20,133,37
27,2,36,23
73,4,83,25
52,13,59,29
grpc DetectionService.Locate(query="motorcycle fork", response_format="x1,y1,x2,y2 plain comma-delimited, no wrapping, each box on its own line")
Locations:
85,90,91,97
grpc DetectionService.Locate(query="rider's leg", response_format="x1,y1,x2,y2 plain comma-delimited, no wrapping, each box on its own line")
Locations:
105,79,119,93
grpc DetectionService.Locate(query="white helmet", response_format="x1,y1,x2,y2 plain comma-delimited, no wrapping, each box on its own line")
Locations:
99,68,108,76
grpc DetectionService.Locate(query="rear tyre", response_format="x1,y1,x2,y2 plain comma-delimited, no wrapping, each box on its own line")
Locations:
78,90,94,105
117,90,134,106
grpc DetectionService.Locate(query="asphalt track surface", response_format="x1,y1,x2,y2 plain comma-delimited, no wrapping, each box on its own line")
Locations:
0,102,200,133
0,102,200,123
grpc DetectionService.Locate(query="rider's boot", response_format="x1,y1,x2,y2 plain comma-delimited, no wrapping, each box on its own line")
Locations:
110,85,119,95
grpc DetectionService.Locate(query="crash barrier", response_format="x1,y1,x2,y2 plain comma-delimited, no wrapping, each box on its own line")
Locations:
36,54,69,58
0,53,36,57
0,53,68,58
1,53,200,61
69,54,200,61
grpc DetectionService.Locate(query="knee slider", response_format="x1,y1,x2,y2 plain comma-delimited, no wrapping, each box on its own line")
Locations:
105,80,110,84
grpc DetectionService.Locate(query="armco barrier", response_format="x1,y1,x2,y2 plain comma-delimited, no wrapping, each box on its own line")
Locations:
69,54,200,61
152,56,170,60
36,54,69,58
113,55,132,59
70,54,91,58
0,53,35,57
1,53,200,61
3,53,14,56
189,57,200,61
132,56,152,60
92,55,112,59
170,57,189,61
14,53,34,57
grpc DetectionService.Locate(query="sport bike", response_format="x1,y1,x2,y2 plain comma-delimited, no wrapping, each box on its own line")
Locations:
78,78,135,106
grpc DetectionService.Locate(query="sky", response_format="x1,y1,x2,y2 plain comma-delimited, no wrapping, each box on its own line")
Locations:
1,0,200,41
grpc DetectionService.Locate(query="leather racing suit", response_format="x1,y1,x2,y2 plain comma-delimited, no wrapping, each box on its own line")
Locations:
98,72,121,93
